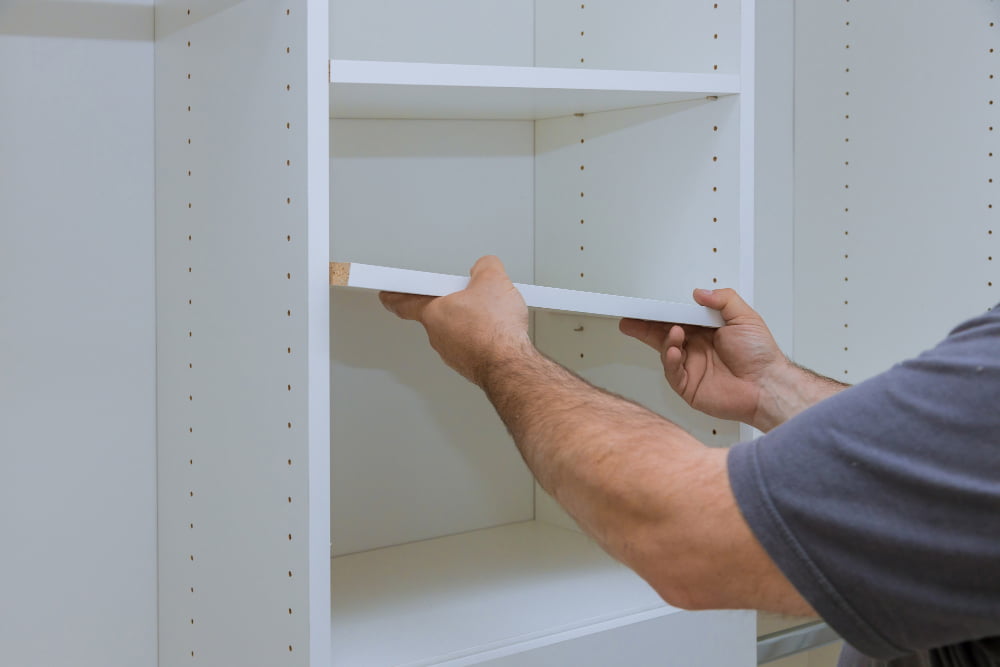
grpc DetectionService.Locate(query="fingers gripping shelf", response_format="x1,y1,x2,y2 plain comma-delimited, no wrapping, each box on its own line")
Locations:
330,262,723,327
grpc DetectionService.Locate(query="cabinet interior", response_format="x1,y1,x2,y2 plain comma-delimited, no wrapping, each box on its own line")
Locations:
327,2,745,664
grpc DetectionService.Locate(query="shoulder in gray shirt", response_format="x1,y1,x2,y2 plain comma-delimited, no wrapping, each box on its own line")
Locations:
728,306,1000,664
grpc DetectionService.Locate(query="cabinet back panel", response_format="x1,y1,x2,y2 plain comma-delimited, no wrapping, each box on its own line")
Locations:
535,98,741,303
330,291,535,556
330,0,739,73
330,119,536,554
535,0,740,74
794,0,998,383
330,119,535,280
330,0,534,66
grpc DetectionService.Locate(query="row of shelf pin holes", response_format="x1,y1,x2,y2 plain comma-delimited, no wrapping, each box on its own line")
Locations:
838,11,997,372
281,5,297,660
572,119,723,285
580,2,719,70
574,1,724,68
182,10,196,660
842,5,852,380
989,18,996,310
570,110,725,442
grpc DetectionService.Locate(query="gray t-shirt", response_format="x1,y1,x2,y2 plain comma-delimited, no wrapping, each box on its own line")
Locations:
728,306,1000,665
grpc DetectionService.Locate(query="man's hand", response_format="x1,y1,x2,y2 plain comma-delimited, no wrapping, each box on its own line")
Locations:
620,289,847,431
621,289,788,431
379,256,534,386
620,289,785,428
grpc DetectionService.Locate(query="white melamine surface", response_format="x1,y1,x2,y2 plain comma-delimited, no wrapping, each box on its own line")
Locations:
535,0,741,74
0,3,157,666
330,288,534,556
752,0,794,355
330,1,741,76
330,521,672,667
330,60,739,120
333,263,723,327
330,0,534,67
535,97,741,303
478,608,755,667
330,119,534,279
329,117,536,555
794,1,998,383
156,2,329,665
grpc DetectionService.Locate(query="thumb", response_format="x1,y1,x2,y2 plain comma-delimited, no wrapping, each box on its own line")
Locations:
468,255,511,287
693,288,759,325
379,291,436,322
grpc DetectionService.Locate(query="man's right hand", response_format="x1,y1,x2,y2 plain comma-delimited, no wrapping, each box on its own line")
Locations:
624,288,850,431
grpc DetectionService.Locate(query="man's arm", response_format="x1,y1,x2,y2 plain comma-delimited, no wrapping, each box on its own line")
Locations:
380,256,815,616
621,289,848,432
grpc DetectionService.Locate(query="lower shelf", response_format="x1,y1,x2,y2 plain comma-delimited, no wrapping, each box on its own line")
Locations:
330,520,676,667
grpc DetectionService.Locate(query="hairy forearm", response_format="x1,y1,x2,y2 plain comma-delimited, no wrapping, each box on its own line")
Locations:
476,341,724,604
754,360,851,432
381,266,816,616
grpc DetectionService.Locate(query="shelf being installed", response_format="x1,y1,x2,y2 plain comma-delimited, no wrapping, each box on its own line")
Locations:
329,59,740,120
330,262,723,327
330,521,675,667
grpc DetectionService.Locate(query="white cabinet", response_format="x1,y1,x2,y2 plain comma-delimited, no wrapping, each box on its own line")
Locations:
155,1,758,665
7,2,997,666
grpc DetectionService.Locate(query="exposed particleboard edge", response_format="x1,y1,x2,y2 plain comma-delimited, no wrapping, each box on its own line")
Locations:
329,262,723,327
329,261,351,287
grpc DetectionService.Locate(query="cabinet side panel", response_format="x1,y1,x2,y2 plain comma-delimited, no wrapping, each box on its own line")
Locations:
795,1,998,382
155,1,328,665
305,1,332,664
0,3,156,665
753,0,794,355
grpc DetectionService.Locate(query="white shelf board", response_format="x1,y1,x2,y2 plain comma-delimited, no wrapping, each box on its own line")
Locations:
330,521,676,667
330,262,724,327
330,60,740,120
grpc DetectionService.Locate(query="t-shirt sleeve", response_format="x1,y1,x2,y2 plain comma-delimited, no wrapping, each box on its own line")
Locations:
727,309,1000,659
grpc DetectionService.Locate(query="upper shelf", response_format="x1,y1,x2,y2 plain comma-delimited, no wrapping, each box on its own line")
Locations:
329,59,740,121
331,262,724,327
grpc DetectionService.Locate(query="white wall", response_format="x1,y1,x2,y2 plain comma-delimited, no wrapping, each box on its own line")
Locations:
0,2,157,665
